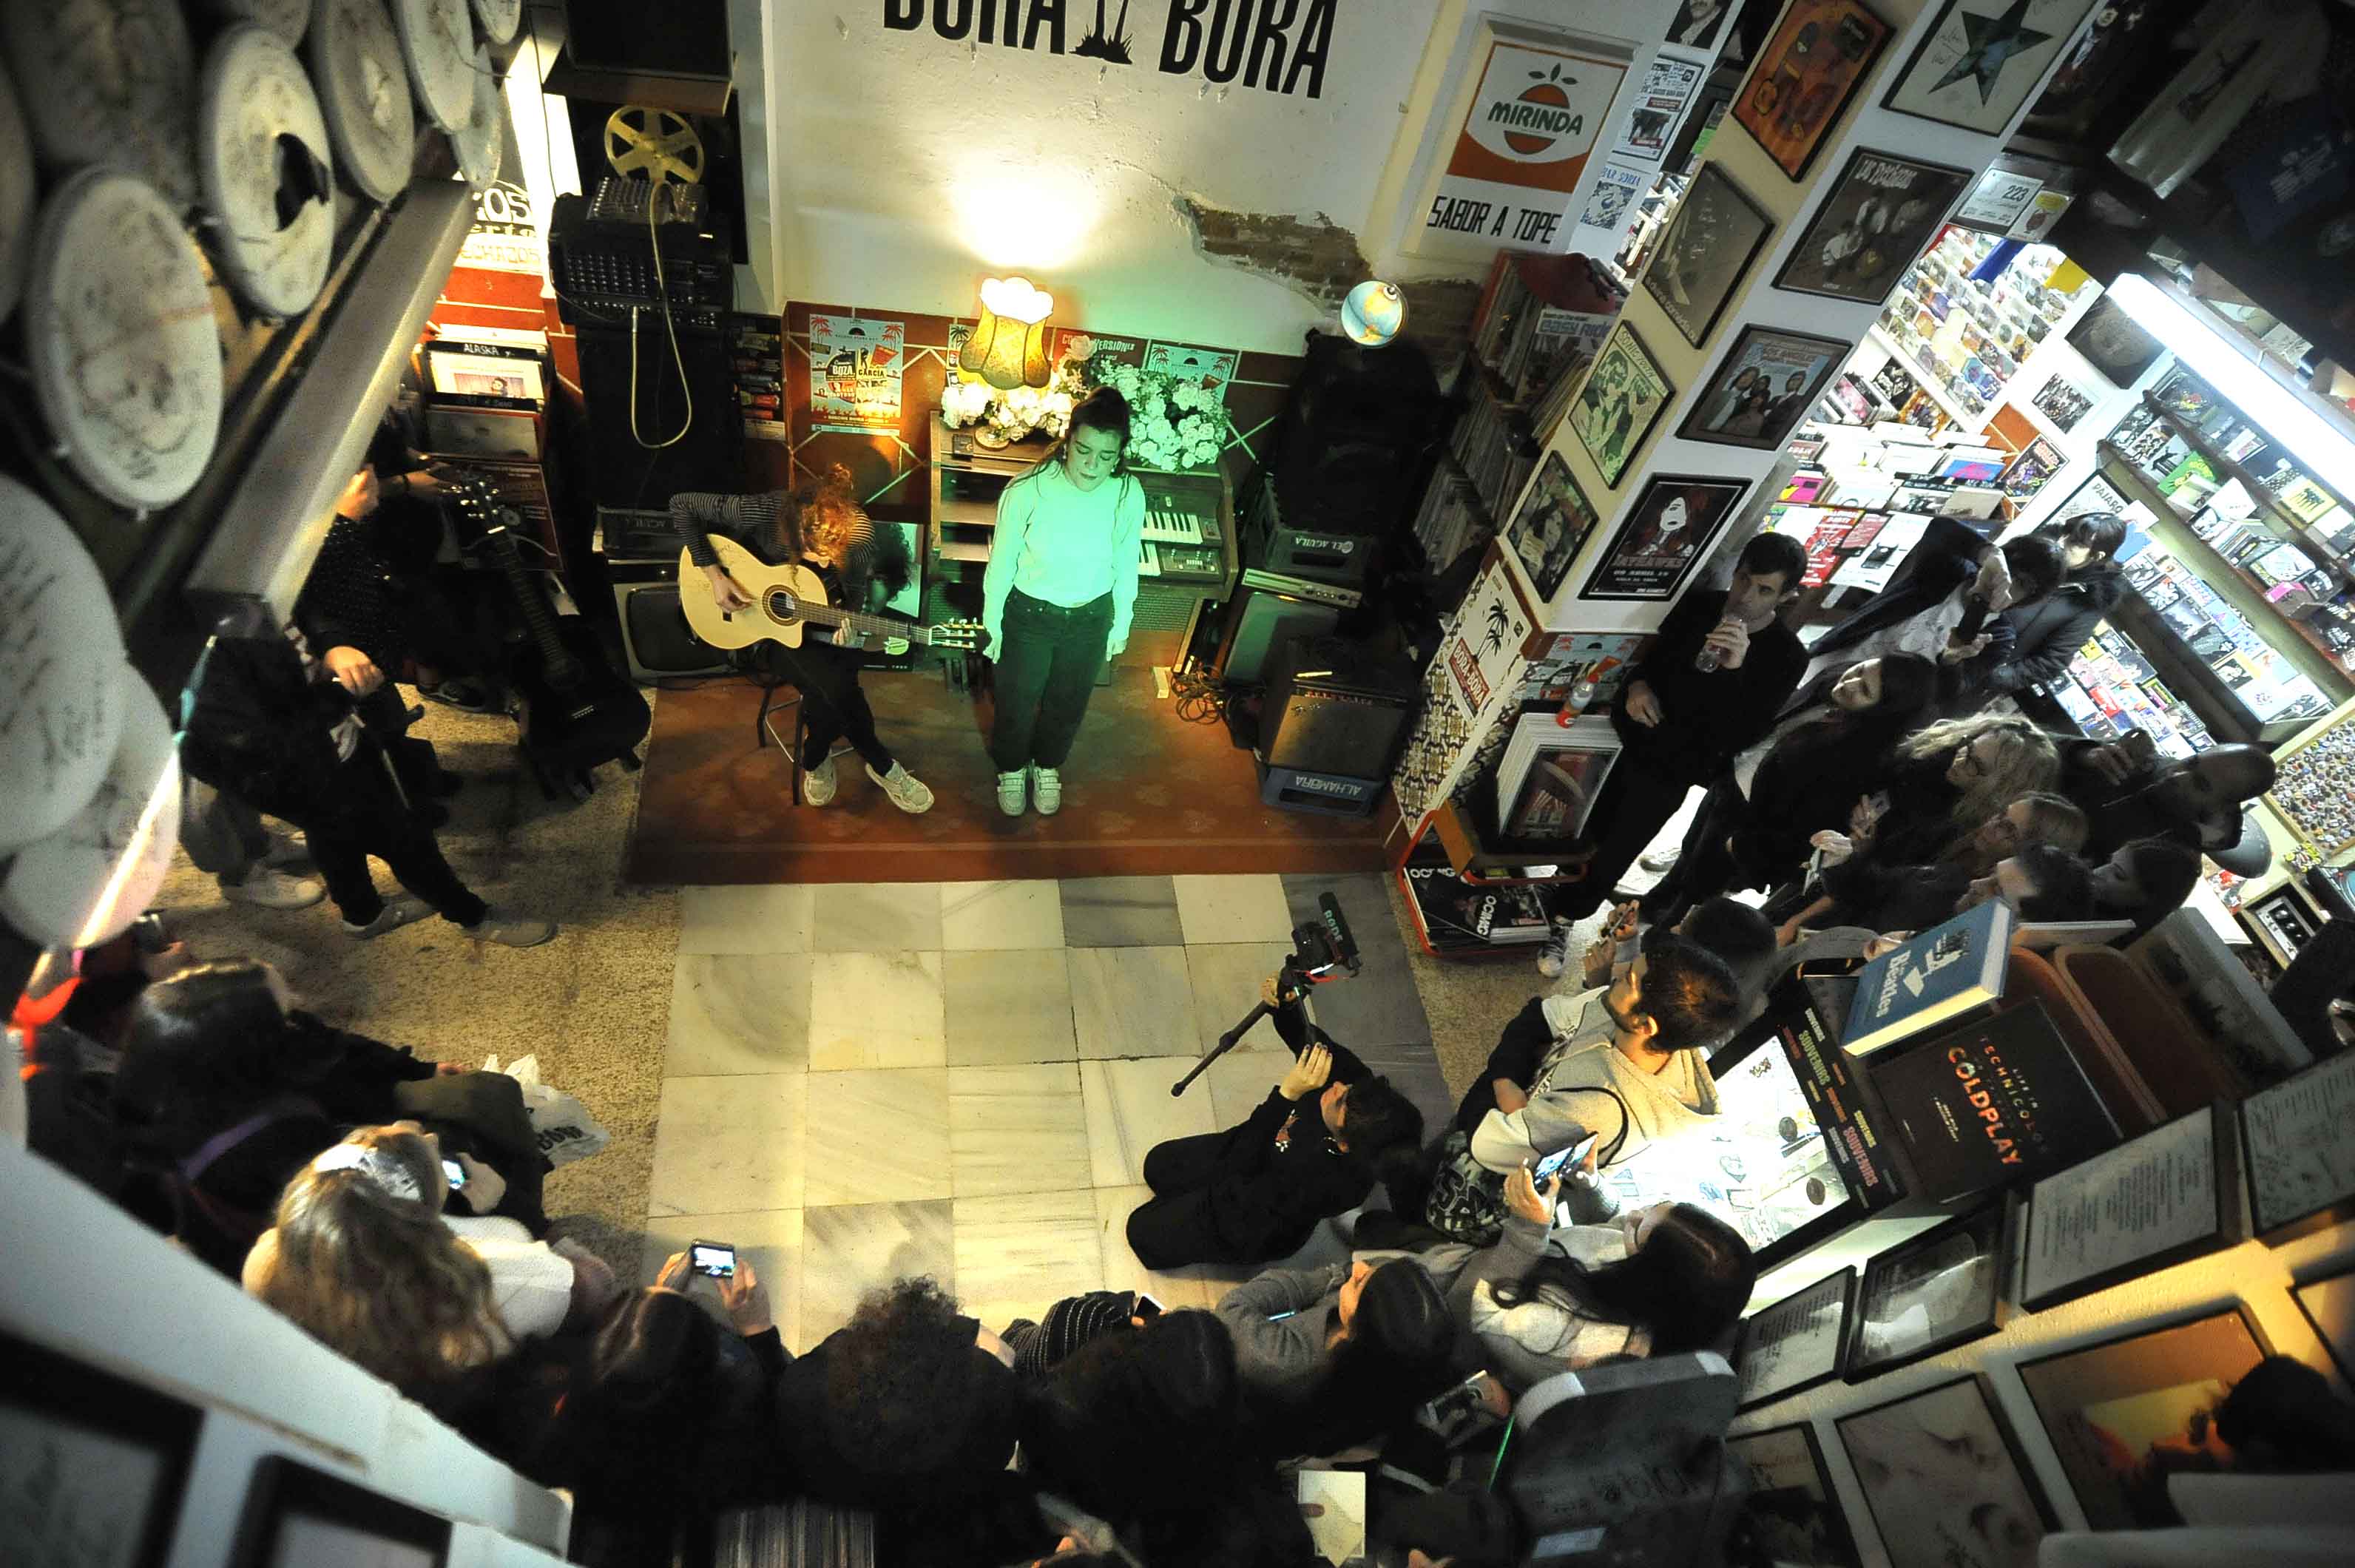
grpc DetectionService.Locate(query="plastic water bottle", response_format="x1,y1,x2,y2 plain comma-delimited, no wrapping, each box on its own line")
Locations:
1694,643,1723,673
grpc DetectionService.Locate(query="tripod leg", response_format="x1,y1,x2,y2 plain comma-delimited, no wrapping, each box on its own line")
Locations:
1172,1001,1273,1096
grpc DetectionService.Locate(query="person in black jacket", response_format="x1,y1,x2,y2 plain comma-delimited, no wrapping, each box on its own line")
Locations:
1124,978,1424,1269
1644,652,1941,927
1535,533,1809,975
1797,519,2065,707
1959,512,2129,703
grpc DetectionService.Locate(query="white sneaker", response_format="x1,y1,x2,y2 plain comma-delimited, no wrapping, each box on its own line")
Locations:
997,769,1029,817
1031,766,1062,816
345,893,432,939
1535,919,1575,979
1638,845,1683,873
261,830,312,871
867,761,934,814
802,754,839,805
221,867,325,910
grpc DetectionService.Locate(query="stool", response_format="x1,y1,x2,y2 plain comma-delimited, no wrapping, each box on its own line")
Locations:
753,679,806,806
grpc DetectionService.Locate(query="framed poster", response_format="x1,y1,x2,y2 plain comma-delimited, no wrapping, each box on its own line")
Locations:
2067,293,2164,386
2030,374,2095,433
1883,1,2097,135
1506,451,1603,601
1679,325,1848,451
231,1457,450,1568
2001,437,2065,497
1578,474,1748,601
2291,1268,2355,1388
1775,148,1973,304
2016,1308,2271,1530
1734,1,1893,181
2017,1104,2240,1311
1726,1422,1862,1567
0,1334,202,1568
1641,163,1774,345
1735,1267,1855,1410
1568,325,1672,488
1618,53,1704,165
1834,1376,2052,1568
2238,1050,2355,1241
1666,0,1738,51
1843,1201,2010,1382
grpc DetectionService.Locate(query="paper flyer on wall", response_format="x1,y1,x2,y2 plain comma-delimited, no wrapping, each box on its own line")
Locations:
1142,341,1240,408
809,315,905,430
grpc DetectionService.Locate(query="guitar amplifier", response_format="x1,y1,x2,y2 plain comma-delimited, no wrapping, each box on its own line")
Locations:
1244,481,1374,587
610,564,729,681
1257,636,1419,779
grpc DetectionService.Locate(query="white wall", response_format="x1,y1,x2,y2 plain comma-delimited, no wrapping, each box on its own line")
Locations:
1732,1210,2355,1564
0,1138,569,1565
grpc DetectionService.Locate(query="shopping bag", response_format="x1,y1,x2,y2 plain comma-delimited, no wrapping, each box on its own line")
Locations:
481,1052,612,1167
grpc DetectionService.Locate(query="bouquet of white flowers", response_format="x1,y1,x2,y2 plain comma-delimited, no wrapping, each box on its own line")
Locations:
1071,345,1229,472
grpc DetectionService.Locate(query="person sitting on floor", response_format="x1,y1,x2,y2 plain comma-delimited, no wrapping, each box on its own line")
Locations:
501,1254,788,1568
770,1277,1024,1543
1418,1165,1757,1393
1397,937,1741,1253
1126,976,1424,1271
240,1124,617,1401
1215,1256,1455,1461
108,959,547,1273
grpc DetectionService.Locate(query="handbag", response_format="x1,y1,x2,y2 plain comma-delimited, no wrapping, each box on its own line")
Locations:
1421,1086,1637,1247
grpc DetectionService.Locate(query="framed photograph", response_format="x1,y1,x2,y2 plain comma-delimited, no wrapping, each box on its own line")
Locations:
2238,1050,2355,1242
1726,1422,1862,1567
2018,1104,2240,1311
1734,1,1893,181
0,1332,203,1568
1641,163,1775,345
1569,325,1672,489
2067,293,2165,386
1578,474,1748,601
1666,0,1736,51
1504,452,1603,603
232,1456,450,1568
2030,374,2095,433
1775,149,1973,304
1882,1,2097,135
1844,1202,2010,1382
1680,326,1848,453
2016,1308,2271,1530
1834,1376,2052,1568
1736,1267,1856,1411
2291,1268,2355,1388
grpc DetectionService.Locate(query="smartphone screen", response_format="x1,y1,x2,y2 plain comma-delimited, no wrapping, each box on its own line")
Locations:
1531,1134,1600,1186
1132,1292,1164,1320
690,1242,737,1278
441,1158,466,1189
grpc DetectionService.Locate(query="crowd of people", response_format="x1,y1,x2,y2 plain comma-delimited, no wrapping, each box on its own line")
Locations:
1530,513,2270,982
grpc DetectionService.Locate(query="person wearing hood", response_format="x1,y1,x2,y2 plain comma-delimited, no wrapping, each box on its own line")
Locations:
1960,512,2129,703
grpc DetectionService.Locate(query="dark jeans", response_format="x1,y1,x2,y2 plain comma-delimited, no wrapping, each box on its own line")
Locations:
1449,1012,1554,1140
180,781,271,883
767,638,892,772
285,740,488,927
989,588,1112,773
1543,749,1704,924
1646,777,1751,927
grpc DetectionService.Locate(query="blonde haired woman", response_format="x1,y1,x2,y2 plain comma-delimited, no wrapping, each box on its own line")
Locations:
243,1124,610,1393
1856,714,2062,866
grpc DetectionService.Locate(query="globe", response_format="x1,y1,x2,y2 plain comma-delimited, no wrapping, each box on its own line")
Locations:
1340,280,1406,347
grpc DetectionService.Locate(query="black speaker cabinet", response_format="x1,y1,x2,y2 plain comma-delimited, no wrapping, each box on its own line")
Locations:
1267,333,1442,538
609,562,729,681
1258,636,1419,777
1212,587,1342,687
574,321,743,513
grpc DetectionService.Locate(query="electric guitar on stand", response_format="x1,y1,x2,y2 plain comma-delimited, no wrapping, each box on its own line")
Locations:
678,535,984,656
451,477,652,801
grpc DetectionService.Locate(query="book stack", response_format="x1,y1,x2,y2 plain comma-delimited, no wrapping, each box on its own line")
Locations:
1839,901,2014,1058
1866,1001,2118,1199
1398,842,1555,953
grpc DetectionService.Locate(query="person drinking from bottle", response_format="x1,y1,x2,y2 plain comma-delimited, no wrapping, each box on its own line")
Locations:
1533,533,1808,978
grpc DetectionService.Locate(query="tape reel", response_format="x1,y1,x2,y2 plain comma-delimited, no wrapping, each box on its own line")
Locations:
604,105,704,186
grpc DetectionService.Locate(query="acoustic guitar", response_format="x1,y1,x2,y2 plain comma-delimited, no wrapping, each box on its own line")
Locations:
451,476,652,800
678,535,983,655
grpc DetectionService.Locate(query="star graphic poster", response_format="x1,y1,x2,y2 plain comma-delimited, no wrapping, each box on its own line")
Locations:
1884,0,2098,135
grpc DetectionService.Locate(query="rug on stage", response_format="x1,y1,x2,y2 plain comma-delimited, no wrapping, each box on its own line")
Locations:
624,669,1393,885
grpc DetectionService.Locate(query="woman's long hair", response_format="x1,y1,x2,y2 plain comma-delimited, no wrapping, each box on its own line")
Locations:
1257,1261,1453,1459
1893,714,2061,838
755,462,910,598
1807,654,1939,745
1025,1310,1242,1527
115,959,292,1148
1940,789,2088,875
1491,1203,1756,1358
249,1125,510,1390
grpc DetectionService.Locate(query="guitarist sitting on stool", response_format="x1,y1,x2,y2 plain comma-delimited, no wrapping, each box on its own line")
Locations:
673,464,935,813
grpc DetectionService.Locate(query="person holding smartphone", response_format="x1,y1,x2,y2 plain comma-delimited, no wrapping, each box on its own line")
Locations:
1125,976,1425,1270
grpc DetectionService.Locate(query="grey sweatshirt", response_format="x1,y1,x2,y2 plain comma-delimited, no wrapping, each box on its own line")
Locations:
1470,991,1722,1174
1212,1261,1351,1406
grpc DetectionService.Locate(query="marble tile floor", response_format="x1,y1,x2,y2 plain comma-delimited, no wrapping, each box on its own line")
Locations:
643,872,1438,1350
